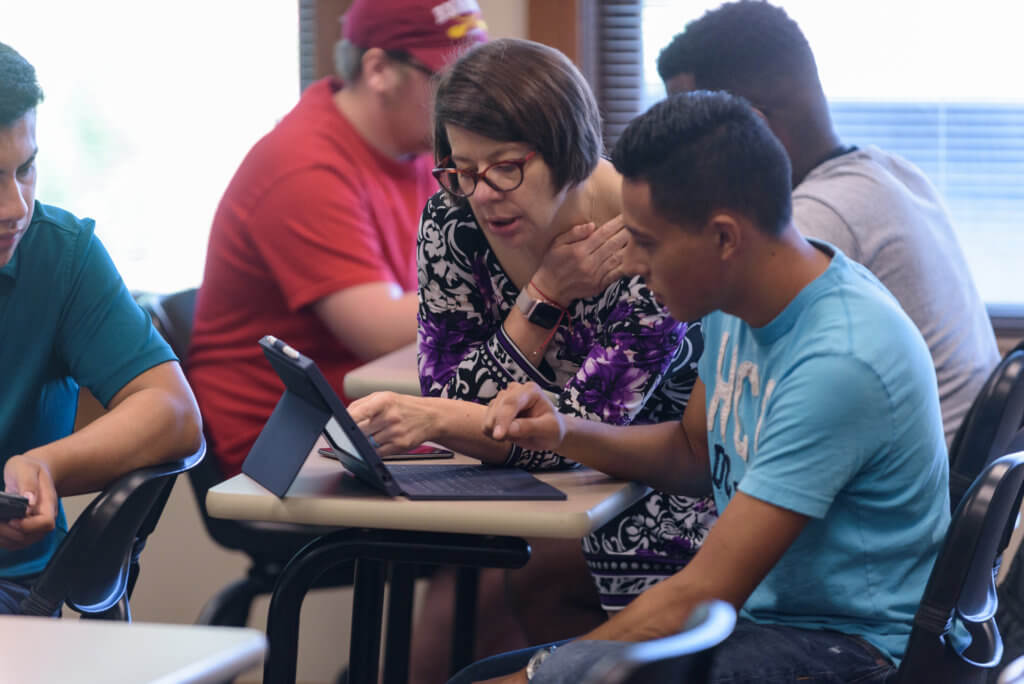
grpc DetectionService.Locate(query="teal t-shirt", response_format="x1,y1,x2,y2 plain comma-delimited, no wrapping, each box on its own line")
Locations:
0,202,175,578
699,241,949,664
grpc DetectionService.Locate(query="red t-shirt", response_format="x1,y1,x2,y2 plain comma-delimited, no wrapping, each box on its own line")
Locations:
188,77,435,477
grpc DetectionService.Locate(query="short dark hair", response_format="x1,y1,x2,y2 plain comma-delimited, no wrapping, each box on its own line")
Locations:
613,91,792,236
656,1,819,103
0,42,44,127
434,38,601,192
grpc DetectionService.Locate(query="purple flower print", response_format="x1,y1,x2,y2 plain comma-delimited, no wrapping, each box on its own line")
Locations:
574,349,648,423
604,300,632,327
563,322,596,360
418,312,481,393
470,256,496,307
611,320,685,374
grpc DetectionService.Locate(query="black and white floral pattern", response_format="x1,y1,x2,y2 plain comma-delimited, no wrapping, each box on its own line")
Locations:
416,192,717,609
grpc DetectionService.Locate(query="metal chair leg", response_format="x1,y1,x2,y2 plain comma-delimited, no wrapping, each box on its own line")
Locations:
382,563,417,684
450,566,480,675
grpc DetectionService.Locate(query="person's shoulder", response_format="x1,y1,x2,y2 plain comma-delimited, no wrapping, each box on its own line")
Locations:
806,246,906,323
797,145,937,203
23,202,98,263
801,249,931,371
420,191,477,230
243,78,360,171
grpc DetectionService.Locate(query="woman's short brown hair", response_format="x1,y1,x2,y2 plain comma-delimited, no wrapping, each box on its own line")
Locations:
433,38,602,193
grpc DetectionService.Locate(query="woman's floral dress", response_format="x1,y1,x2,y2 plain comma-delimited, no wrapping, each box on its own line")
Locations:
416,192,717,610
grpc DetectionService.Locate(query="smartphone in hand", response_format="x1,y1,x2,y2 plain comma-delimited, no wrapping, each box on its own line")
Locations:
0,492,29,521
318,444,455,461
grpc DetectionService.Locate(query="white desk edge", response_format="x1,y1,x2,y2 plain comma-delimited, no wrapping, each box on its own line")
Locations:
0,617,266,684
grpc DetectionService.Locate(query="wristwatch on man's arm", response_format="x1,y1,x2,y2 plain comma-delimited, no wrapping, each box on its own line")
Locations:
525,644,558,682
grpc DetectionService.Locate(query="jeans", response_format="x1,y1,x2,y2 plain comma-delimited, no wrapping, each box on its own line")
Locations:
0,574,59,616
0,576,36,614
447,620,898,684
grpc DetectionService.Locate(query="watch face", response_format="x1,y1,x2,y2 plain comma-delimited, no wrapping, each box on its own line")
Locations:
529,301,563,329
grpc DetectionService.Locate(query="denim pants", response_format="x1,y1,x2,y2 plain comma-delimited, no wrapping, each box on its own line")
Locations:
0,576,35,614
447,620,898,684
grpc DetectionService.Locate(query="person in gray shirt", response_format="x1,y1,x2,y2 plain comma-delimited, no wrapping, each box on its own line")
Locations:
658,0,999,444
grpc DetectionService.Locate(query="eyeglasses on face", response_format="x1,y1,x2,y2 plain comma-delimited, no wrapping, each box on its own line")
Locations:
432,151,537,198
384,50,435,77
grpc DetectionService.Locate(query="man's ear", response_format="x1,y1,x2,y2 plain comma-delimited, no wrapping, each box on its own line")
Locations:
708,212,742,262
359,48,400,94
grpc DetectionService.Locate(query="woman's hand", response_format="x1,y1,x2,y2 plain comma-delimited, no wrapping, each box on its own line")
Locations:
348,392,440,456
483,382,567,452
531,215,630,307
0,454,58,551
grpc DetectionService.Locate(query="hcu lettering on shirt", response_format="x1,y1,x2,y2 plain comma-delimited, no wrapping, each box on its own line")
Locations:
706,332,776,462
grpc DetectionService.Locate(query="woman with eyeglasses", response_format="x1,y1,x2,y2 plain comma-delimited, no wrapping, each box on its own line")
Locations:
349,37,712,667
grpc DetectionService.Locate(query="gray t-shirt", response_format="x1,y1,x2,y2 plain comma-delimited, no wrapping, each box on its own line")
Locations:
793,145,999,445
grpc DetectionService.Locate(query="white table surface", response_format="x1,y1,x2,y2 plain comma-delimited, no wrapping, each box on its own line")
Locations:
0,617,266,683
207,444,650,540
343,342,420,400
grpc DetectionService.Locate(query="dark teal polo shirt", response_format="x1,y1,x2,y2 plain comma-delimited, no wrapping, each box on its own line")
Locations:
0,202,175,578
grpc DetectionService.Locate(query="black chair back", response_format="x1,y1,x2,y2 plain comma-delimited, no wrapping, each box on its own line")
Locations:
138,289,235,543
948,342,1024,510
145,287,198,360
898,442,1024,683
19,438,205,619
579,600,736,684
140,288,348,625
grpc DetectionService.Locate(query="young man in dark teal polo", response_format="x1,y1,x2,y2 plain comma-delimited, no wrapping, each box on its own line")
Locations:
0,42,202,612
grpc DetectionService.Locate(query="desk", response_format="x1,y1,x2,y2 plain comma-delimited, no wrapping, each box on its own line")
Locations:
0,617,266,683
208,449,649,684
343,342,420,400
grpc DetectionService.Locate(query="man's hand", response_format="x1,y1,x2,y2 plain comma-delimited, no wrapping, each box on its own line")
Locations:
349,392,440,456
531,216,630,307
0,454,58,550
483,382,566,451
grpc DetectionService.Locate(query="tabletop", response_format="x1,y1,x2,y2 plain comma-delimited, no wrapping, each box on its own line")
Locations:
0,617,266,683
343,342,420,400
208,444,650,540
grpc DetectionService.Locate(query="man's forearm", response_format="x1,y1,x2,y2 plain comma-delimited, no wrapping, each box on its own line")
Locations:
314,285,418,361
584,570,709,643
556,417,711,495
27,365,201,496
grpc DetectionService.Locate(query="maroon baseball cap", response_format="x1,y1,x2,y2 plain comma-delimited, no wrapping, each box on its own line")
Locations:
342,0,488,73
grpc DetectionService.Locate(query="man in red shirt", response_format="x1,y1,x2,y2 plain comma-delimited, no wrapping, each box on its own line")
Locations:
188,0,488,476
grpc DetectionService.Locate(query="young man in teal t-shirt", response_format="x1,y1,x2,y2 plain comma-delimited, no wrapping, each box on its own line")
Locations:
469,91,949,684
0,43,202,612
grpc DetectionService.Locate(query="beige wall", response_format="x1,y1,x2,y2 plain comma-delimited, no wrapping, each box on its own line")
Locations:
478,0,528,40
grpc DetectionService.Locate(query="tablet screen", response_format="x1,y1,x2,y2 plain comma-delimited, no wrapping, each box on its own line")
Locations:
324,416,366,464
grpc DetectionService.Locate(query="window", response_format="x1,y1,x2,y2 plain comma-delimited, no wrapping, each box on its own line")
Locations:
625,0,1024,307
6,1,300,293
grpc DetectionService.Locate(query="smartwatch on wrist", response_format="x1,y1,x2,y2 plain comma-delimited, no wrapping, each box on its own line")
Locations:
516,287,563,330
525,644,558,682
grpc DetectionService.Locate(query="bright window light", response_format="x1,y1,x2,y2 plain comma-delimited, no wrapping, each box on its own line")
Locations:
4,0,299,293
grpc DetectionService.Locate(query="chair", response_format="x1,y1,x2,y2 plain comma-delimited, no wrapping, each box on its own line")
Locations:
578,599,736,684
896,442,1024,684
140,288,353,627
18,438,206,620
947,341,1024,511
